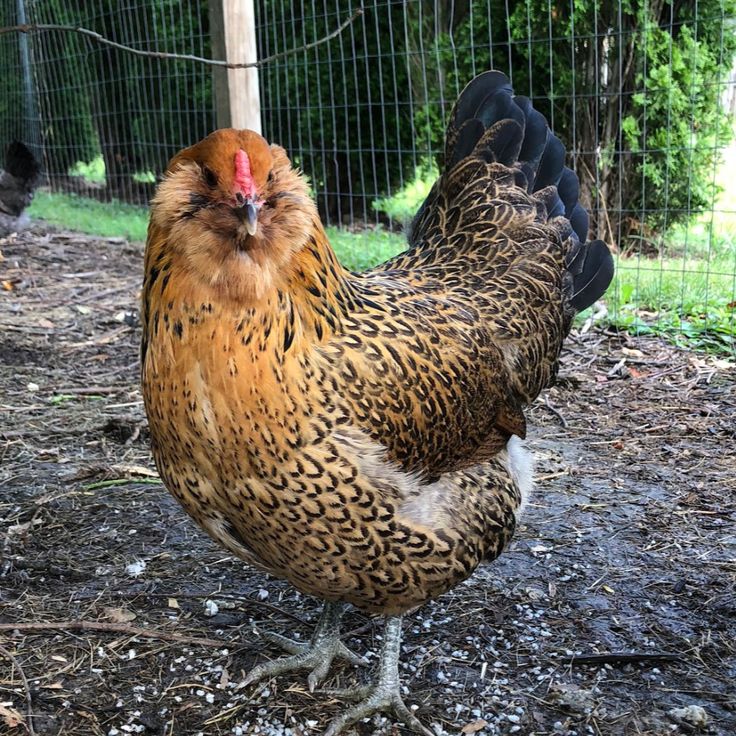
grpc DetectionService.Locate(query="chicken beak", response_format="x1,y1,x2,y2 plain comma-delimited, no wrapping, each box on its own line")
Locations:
244,201,259,236
235,193,260,236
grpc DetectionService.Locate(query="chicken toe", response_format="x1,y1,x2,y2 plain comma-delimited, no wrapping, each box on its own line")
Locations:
322,616,432,736
242,601,367,692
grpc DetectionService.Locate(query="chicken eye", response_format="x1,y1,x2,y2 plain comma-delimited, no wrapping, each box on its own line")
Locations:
202,166,219,188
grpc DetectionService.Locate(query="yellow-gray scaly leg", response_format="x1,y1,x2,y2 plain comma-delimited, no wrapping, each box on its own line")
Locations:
243,601,367,692
323,616,432,736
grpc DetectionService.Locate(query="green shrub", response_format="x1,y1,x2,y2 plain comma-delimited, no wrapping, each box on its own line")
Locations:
409,0,736,246
258,0,419,224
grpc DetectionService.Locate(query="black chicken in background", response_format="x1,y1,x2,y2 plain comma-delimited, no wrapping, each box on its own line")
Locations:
0,141,42,237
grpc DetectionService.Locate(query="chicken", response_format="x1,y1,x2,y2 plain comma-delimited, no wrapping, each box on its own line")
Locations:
0,141,41,237
141,71,614,735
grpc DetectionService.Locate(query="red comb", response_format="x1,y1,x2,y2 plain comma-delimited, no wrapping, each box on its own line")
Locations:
234,149,257,198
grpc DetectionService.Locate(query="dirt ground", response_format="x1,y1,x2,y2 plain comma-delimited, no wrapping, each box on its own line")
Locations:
1,227,734,736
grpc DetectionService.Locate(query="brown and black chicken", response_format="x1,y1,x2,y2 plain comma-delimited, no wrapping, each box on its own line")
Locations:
141,71,614,734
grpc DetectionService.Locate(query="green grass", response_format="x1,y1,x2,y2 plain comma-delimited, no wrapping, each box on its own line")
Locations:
604,136,736,353
606,253,735,352
372,159,735,352
613,254,735,314
28,191,150,241
328,226,405,270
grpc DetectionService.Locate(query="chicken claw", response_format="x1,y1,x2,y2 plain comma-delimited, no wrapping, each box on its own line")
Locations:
322,616,433,736
242,601,367,692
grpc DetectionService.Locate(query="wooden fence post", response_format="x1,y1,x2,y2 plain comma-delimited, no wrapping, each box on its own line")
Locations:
209,0,261,133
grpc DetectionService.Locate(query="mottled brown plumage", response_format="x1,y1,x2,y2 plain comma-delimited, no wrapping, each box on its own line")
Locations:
141,71,613,732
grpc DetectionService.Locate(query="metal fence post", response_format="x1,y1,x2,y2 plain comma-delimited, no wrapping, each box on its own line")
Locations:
16,0,41,151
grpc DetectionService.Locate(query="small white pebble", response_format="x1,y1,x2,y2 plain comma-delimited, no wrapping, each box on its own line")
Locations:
125,560,146,577
204,600,219,617
668,705,708,727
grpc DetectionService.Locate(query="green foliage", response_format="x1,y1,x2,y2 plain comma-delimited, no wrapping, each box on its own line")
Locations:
605,305,735,354
68,156,106,184
258,0,419,224
30,0,99,172
1,1,214,198
4,0,733,245
0,6,25,145
73,0,214,199
6,0,736,355
410,0,736,243
372,161,438,223
621,16,734,234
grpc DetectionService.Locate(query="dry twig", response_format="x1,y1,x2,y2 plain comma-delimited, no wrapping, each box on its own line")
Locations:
0,621,228,649
0,643,36,736
566,651,684,666
543,395,568,428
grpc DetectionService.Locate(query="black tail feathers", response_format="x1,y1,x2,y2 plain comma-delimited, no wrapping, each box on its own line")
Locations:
4,141,41,186
565,239,616,312
444,71,614,311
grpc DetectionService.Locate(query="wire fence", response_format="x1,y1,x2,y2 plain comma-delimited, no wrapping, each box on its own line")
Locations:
1,1,735,350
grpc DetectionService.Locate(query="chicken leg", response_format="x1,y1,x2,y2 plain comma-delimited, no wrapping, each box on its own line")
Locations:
243,601,367,692
323,616,433,736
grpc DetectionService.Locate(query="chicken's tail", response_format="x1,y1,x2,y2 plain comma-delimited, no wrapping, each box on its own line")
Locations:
3,141,42,188
410,71,614,312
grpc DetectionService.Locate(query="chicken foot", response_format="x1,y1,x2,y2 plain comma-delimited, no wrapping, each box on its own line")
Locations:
242,601,367,692
322,616,432,736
